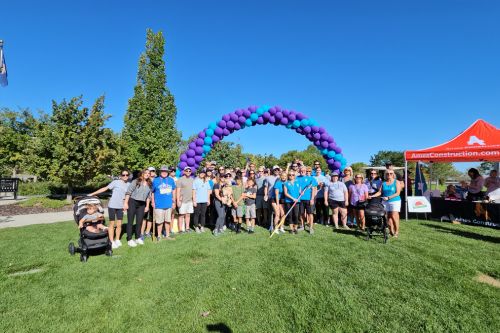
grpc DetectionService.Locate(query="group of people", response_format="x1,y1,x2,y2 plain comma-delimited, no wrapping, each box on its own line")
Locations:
444,168,500,201
87,160,406,248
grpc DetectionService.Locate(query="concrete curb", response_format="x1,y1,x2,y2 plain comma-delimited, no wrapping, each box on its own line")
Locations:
0,211,74,229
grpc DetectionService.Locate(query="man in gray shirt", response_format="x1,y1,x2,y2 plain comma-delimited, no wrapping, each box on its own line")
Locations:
176,166,194,232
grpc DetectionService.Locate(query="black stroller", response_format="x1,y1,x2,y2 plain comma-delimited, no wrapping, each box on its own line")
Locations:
364,198,389,243
68,196,112,262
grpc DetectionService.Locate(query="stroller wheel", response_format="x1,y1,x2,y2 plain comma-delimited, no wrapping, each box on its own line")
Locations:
68,242,75,256
105,249,113,257
80,254,88,262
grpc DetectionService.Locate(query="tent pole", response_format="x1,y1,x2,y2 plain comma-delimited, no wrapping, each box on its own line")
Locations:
405,160,408,221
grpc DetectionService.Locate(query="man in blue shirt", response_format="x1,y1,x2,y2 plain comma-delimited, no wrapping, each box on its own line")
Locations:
297,166,318,234
283,171,301,234
152,165,177,241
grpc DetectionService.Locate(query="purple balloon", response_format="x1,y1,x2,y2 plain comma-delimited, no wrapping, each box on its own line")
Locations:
303,126,312,134
296,113,305,120
238,116,246,124
195,146,204,155
262,112,271,120
230,113,239,122
179,161,188,169
321,141,329,148
257,117,264,124
296,127,304,134
283,110,290,117
223,128,231,136
180,153,188,162
222,114,230,122
233,122,241,130
187,149,196,157
194,155,203,163
328,142,336,150
268,107,276,114
306,133,314,140
243,110,251,118
313,133,321,140
333,146,342,154
319,127,325,134
269,116,276,123
280,117,289,125
275,112,283,120
275,106,282,113
314,140,321,146
236,109,244,116
218,120,226,128
215,127,224,136
226,121,235,129
249,106,258,112
288,113,296,121
327,136,334,143
263,118,269,125
327,158,335,165
189,142,197,150
320,133,329,141
269,108,277,115
198,131,206,139
195,138,204,146
187,158,196,166
311,126,319,133
212,135,220,143
333,161,341,169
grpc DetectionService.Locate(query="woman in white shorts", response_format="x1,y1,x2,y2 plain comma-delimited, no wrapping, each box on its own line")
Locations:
370,170,402,237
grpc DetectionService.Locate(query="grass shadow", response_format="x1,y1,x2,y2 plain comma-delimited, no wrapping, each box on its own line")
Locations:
422,223,500,244
206,323,232,333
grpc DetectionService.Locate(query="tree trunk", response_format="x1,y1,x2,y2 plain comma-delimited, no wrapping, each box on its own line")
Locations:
66,184,73,203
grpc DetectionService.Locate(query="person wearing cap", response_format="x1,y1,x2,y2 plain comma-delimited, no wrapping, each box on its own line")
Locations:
231,175,246,234
255,166,269,227
176,166,195,233
297,166,318,234
141,167,157,238
192,168,212,233
264,166,280,229
324,172,349,229
283,171,301,234
151,166,177,241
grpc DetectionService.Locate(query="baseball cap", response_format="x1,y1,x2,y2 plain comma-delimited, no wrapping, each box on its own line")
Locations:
183,166,192,171
332,171,340,176
147,166,156,172
273,165,280,170
159,166,168,172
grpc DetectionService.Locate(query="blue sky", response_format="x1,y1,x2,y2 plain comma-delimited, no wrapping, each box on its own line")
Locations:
1,0,499,171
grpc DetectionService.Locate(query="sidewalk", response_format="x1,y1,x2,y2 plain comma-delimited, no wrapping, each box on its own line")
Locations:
0,211,74,229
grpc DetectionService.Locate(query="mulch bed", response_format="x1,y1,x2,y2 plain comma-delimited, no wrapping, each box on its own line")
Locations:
0,200,109,216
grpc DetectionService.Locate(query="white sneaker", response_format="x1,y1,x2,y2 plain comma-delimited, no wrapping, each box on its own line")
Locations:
128,240,137,247
136,238,144,245
116,240,122,247
112,241,118,249
200,227,205,233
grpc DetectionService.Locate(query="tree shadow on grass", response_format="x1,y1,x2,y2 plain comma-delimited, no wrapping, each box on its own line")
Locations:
421,223,500,244
206,323,232,333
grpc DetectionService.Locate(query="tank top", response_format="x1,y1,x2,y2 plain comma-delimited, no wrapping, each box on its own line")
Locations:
382,180,400,202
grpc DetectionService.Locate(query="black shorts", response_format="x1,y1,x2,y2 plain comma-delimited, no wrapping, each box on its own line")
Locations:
108,207,124,221
300,200,314,214
328,199,346,209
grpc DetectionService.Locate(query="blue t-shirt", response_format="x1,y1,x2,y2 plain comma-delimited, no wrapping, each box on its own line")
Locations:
284,180,301,203
297,175,318,201
152,176,176,209
192,178,212,203
272,179,284,199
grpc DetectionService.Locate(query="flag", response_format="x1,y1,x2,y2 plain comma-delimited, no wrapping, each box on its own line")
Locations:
414,162,427,196
0,41,8,87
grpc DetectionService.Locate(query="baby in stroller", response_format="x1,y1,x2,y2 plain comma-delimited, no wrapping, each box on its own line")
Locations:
78,204,108,233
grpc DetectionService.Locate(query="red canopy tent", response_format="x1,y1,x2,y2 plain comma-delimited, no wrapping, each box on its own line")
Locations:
405,119,500,162
403,119,500,220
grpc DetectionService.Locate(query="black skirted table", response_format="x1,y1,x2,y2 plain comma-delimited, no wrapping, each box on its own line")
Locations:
430,197,500,228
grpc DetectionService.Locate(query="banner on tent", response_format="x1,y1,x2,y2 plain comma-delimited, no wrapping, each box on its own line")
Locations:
407,196,432,213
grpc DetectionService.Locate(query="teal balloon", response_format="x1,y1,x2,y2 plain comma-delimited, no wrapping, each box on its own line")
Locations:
300,119,310,127
292,120,300,128
175,170,181,178
256,108,265,116
340,166,345,172
245,119,253,126
205,128,214,136
203,145,211,152
208,122,217,130
321,148,329,155
334,154,342,161
204,137,212,145
309,119,318,126
327,151,336,158
286,123,293,129
261,104,270,112
250,113,259,121
202,152,206,157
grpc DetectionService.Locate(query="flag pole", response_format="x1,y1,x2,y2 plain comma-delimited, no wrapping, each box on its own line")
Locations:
405,160,408,221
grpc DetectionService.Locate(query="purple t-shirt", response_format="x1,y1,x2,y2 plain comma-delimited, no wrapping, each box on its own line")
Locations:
349,184,369,206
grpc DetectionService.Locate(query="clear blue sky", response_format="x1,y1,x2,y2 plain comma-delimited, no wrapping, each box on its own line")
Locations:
2,0,499,171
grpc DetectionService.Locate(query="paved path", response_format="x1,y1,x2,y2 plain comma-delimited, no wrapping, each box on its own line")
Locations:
0,211,74,229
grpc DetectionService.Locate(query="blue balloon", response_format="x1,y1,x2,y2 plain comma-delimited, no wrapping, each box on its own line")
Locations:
286,123,293,129
208,122,217,130
245,119,253,126
203,145,211,153
205,128,214,136
334,154,342,161
256,107,265,116
175,170,181,178
204,137,213,145
327,151,336,158
300,119,310,127
321,148,329,155
250,113,259,121
292,120,301,128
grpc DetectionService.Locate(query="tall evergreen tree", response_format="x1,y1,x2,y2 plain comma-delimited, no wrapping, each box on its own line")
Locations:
122,29,181,170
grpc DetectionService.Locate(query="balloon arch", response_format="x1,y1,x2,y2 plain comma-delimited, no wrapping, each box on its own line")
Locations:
177,105,347,175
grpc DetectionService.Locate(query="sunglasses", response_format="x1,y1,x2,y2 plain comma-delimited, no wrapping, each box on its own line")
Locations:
250,172,255,175
371,172,377,174
185,170,192,172
121,173,129,177
292,165,298,168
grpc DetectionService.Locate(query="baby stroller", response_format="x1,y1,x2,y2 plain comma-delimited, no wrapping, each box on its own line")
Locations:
364,198,388,243
68,196,112,262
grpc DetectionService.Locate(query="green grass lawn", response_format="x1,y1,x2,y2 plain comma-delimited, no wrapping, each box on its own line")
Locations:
0,220,499,333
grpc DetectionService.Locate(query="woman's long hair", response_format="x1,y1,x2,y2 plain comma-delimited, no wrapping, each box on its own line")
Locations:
136,169,152,188
468,168,480,179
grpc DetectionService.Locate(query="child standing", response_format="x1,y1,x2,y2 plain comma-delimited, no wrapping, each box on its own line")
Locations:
244,178,257,233
231,176,246,234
